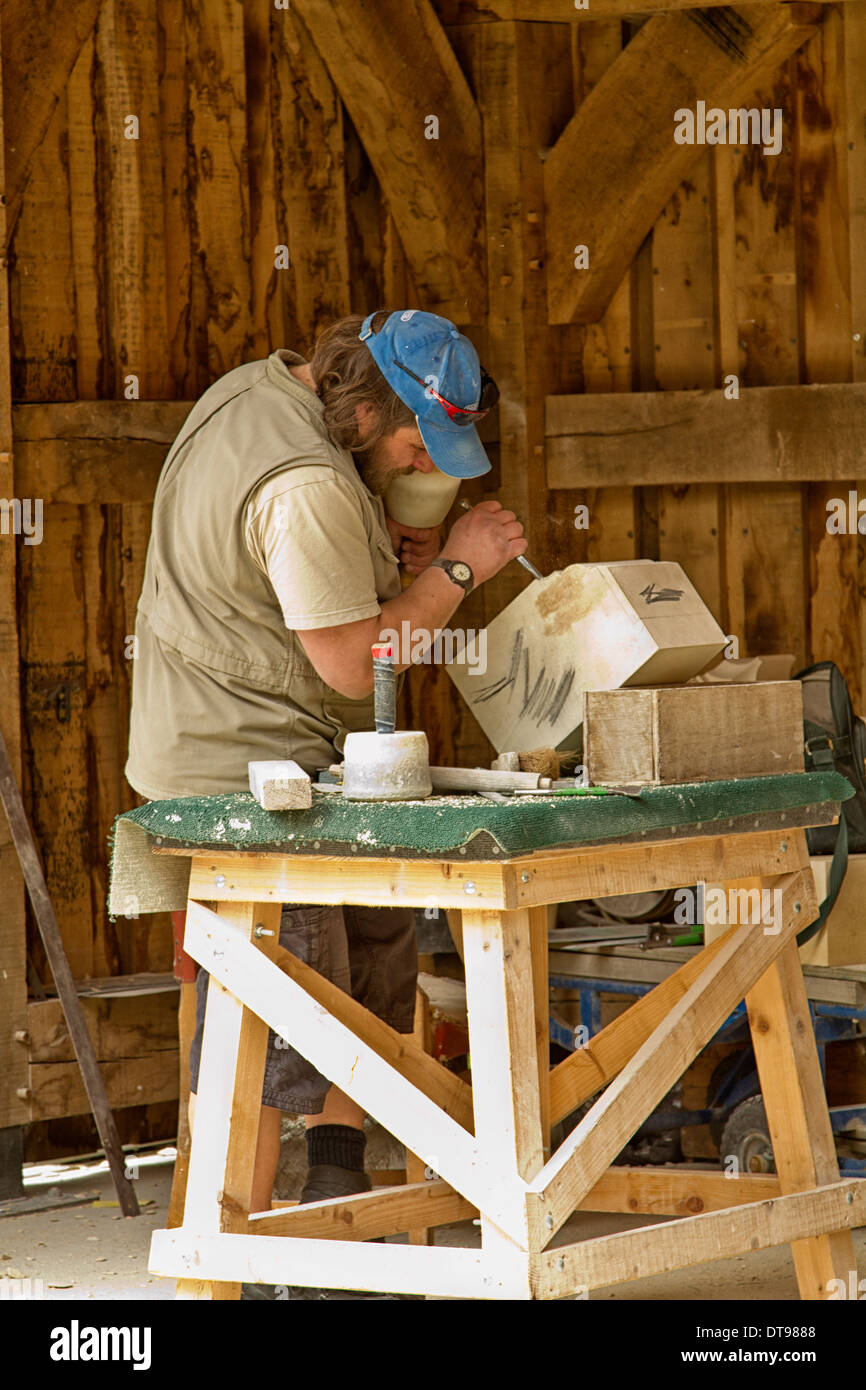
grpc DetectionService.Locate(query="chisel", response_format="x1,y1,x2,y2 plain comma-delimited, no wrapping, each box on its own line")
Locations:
514,784,645,798
459,499,544,581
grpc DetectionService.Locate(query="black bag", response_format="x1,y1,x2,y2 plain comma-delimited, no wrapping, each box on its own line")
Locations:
792,661,866,945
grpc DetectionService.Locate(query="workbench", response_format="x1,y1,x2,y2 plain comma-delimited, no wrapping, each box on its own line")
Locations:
108,771,866,1299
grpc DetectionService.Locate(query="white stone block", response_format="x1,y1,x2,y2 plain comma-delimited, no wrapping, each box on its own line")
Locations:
446,560,727,753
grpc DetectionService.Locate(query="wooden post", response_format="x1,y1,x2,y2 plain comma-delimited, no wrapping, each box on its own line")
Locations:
530,905,550,1155
175,900,281,1300
462,906,545,1297
0,14,29,1143
405,985,435,1246
167,979,197,1230
745,867,858,1299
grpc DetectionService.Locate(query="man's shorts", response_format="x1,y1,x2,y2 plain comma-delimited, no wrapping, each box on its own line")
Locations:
188,903,417,1113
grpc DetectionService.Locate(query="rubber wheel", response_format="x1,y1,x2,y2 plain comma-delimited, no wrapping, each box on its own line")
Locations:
706,1051,752,1148
719,1094,775,1174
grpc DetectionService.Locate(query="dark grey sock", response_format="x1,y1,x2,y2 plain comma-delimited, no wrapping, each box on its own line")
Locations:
305,1123,366,1172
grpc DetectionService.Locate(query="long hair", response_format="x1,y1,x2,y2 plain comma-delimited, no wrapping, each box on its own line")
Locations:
308,312,415,453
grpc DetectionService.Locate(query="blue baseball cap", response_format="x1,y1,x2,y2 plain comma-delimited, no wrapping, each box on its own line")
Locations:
359,310,495,479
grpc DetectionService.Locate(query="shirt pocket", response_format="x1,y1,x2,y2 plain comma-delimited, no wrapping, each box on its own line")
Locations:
374,533,401,599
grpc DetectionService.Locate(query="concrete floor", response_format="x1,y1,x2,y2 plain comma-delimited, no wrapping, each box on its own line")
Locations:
2,1157,863,1301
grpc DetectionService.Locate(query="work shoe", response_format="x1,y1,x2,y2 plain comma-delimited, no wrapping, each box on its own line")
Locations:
299,1164,371,1204
241,1165,419,1300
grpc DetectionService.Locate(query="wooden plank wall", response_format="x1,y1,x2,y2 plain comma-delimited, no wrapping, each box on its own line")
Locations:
3,2,865,1143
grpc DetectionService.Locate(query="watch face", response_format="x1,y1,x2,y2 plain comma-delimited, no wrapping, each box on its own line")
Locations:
451,562,472,583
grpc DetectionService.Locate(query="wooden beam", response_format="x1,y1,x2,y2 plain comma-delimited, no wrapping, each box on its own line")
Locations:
746,939,858,1298
535,1178,866,1298
846,2,866,386
9,399,499,503
545,4,822,324
178,901,281,1301
405,988,436,1245
436,0,843,18
181,826,806,913
11,401,191,504
27,990,178,1064
461,904,548,1288
250,1165,784,1242
530,906,551,1152
546,382,866,487
462,909,543,1186
527,868,817,1239
580,1165,781,1215
184,1,254,380
151,1227,499,1299
27,1052,178,1121
476,19,576,592
0,15,28,1130
1,0,102,239
270,940,473,1131
292,0,486,322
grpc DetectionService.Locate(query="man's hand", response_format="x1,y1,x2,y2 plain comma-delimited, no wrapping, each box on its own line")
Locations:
385,516,442,575
439,500,527,587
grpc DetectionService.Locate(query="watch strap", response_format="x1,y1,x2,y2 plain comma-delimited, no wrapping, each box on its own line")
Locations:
431,558,474,594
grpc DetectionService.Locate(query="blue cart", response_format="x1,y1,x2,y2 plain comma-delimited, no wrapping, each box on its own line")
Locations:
548,963,866,1175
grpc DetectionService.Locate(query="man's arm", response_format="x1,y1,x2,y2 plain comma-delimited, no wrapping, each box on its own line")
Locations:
297,501,526,698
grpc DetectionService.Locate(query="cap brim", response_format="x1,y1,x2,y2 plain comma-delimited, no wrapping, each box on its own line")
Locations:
417,417,491,479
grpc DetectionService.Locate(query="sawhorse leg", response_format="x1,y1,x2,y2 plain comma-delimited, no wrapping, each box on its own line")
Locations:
175,900,280,1300
462,906,547,1299
406,986,435,1245
530,906,551,1156
746,929,858,1299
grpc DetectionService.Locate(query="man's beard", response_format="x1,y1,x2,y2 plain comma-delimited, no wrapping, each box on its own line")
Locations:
355,443,412,497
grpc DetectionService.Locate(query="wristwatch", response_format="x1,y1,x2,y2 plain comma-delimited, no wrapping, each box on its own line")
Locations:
430,558,474,595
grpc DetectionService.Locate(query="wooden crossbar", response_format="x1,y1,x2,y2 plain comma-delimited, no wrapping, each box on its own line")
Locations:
535,1179,866,1299
181,826,801,912
248,1167,783,1243
249,1179,474,1240
151,1228,510,1299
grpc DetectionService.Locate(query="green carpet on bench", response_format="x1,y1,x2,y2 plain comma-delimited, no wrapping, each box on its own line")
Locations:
113,771,851,858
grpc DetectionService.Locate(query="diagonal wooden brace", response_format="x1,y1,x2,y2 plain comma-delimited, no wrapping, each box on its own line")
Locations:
525,868,817,1242
182,901,528,1243
534,1178,866,1299
270,939,473,1131
549,927,734,1125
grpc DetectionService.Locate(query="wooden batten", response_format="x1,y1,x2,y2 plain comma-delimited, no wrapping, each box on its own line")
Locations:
544,4,822,326
0,17,29,1128
294,0,486,323
546,382,866,488
1,0,103,238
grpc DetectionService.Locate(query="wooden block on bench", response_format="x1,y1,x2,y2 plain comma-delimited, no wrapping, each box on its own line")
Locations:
584,680,804,787
248,760,312,810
